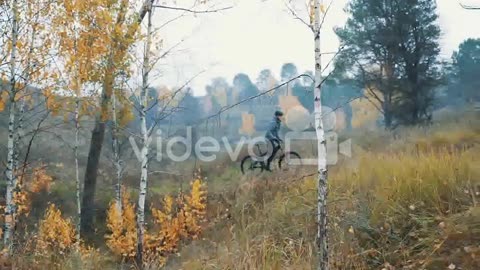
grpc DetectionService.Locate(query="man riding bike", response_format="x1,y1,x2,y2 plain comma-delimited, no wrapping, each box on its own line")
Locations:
265,110,284,171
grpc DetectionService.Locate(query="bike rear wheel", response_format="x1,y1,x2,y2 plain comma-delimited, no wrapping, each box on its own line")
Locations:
240,155,264,175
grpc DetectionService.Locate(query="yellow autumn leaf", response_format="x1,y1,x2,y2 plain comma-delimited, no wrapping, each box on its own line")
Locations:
309,0,315,24
105,187,137,259
106,179,207,266
0,91,8,112
119,105,134,127
30,167,53,193
35,204,76,256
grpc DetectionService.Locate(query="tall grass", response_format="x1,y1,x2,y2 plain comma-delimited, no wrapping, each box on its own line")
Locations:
328,147,479,269
6,113,480,269
176,122,480,269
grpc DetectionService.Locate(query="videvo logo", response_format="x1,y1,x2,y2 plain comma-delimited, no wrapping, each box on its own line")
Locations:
127,105,353,165
283,105,352,166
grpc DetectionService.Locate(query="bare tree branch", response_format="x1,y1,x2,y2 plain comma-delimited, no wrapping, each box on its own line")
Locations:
146,71,205,136
285,1,314,32
149,170,184,176
362,90,384,114
152,4,232,13
156,13,188,30
356,62,386,114
319,0,334,30
148,38,186,71
19,110,51,178
322,46,344,74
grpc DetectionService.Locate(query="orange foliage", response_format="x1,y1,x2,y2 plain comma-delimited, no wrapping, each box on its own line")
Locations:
182,179,207,238
28,203,99,266
50,0,135,122
35,204,76,256
147,195,181,255
105,186,137,258
0,91,8,112
147,178,208,259
44,90,63,116
13,166,53,219
13,188,30,218
0,166,54,245
105,179,208,266
30,167,53,193
118,99,135,127
12,170,33,219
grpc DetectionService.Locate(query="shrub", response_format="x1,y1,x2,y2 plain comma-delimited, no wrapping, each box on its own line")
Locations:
105,178,208,266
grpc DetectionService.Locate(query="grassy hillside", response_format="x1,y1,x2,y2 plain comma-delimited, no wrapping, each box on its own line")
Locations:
3,111,480,269
172,112,480,270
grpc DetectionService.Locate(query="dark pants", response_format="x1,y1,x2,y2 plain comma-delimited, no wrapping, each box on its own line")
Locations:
266,138,281,169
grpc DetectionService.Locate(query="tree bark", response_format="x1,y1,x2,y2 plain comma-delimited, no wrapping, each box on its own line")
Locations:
136,5,153,268
81,120,105,236
313,0,329,269
111,89,122,213
80,0,154,237
4,102,17,251
384,56,395,129
4,0,19,251
73,4,82,246
80,39,116,237
74,98,81,245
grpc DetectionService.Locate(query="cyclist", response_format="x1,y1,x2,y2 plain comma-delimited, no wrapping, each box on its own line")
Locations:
265,110,284,171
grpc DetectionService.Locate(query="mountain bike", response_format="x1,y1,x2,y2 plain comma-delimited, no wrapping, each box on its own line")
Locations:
240,140,302,174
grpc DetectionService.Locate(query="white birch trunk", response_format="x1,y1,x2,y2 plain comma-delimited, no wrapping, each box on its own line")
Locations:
136,5,153,267
13,99,24,174
73,6,82,246
74,98,81,245
313,0,329,269
4,0,19,250
15,22,36,176
4,101,16,251
111,89,122,213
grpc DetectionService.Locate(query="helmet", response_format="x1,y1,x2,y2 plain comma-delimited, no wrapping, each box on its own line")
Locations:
274,110,284,117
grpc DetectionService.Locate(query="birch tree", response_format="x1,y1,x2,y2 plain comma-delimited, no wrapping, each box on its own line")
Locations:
111,87,123,212
81,0,154,236
0,0,56,250
313,0,329,268
108,73,134,212
50,0,121,243
3,0,20,249
129,8,192,265
136,4,153,266
287,0,333,270
286,0,330,268
80,0,231,236
72,2,82,246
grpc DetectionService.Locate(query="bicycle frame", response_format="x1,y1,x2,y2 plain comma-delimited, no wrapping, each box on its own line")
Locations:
257,141,284,164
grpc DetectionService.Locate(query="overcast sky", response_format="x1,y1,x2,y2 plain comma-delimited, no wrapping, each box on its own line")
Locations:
149,0,480,96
